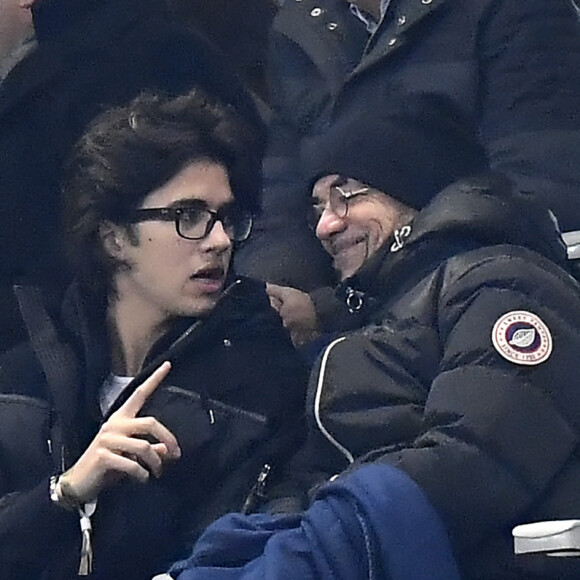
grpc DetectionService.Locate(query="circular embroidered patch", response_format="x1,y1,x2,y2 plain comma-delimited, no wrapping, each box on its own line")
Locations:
492,310,552,365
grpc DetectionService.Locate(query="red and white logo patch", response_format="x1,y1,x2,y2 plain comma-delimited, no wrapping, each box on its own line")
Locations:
492,310,552,366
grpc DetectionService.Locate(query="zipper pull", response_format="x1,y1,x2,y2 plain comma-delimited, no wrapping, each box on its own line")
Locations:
78,500,97,575
390,224,412,252
241,463,271,514
345,287,365,313
255,463,271,491
200,393,216,425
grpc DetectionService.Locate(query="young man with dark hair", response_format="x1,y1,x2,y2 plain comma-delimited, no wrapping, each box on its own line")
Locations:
0,89,305,580
0,0,265,353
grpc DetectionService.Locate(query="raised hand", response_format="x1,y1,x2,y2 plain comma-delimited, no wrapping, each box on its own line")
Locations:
58,361,181,504
266,283,320,346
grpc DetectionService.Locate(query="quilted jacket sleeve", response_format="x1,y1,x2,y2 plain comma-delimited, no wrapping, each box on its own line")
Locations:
0,477,79,578
375,251,580,551
0,346,79,578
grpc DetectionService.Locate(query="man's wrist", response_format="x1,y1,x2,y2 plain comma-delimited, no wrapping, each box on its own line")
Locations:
49,474,81,510
49,474,98,573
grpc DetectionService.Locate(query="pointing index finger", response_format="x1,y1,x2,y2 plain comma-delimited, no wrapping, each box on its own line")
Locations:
265,283,282,298
118,361,171,418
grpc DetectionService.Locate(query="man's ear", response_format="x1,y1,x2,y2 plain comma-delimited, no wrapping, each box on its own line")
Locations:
99,221,126,259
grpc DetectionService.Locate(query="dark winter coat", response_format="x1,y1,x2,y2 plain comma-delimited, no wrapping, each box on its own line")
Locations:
280,177,580,579
233,0,366,291
0,0,264,351
0,276,306,580
236,0,580,290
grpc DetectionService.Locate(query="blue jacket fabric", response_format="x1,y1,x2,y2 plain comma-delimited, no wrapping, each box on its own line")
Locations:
169,463,461,580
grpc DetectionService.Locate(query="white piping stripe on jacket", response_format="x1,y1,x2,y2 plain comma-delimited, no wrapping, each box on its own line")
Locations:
314,336,355,464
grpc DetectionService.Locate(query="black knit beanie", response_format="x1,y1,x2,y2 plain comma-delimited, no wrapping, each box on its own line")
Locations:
302,93,489,210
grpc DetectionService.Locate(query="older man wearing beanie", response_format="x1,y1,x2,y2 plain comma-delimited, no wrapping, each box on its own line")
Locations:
162,94,580,580
266,93,493,345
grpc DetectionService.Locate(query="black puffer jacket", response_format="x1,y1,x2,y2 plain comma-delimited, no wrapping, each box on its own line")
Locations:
0,276,306,580
290,177,580,579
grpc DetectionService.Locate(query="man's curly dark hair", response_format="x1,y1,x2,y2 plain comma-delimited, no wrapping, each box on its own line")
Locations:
63,87,263,300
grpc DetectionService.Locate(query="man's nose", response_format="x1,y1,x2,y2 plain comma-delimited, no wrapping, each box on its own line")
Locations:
316,207,347,241
203,219,232,252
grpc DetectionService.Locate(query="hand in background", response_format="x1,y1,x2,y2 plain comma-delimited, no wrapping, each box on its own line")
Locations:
266,283,320,347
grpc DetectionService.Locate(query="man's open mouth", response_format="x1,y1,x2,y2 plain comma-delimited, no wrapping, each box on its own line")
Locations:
191,266,225,280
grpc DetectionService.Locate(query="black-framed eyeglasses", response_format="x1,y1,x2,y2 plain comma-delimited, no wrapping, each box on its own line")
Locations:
126,203,253,242
308,183,370,230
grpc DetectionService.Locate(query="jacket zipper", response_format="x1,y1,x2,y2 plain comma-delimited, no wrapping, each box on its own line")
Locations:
152,278,242,363
161,385,269,425
241,463,271,514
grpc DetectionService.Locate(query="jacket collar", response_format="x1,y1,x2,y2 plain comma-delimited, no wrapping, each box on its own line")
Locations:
12,282,90,465
97,276,256,417
12,273,262,463
337,174,569,312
